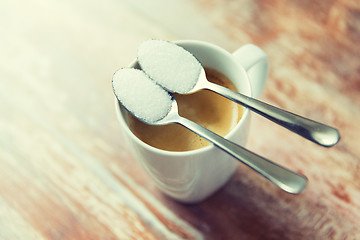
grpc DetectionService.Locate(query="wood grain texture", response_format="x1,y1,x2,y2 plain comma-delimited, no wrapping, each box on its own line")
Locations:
0,0,359,239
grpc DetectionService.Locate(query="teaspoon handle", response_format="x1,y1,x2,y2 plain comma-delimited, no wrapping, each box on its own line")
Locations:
176,116,307,194
206,82,340,147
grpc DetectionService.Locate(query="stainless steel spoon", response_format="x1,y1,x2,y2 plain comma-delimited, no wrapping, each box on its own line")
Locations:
137,40,340,147
189,68,340,147
112,68,307,194
142,96,307,194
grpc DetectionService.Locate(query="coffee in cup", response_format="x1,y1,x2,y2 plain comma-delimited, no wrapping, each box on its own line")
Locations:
127,67,243,151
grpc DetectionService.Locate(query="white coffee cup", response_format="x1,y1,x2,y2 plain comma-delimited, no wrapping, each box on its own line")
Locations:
115,40,269,203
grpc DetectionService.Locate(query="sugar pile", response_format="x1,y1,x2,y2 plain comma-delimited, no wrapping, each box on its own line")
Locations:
112,68,172,123
137,40,202,94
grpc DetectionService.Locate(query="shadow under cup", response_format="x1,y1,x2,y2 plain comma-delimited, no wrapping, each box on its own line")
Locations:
115,40,253,203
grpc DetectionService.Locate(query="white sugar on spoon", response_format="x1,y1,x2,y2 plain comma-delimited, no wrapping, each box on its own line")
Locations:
112,68,172,123
137,39,201,94
137,39,340,147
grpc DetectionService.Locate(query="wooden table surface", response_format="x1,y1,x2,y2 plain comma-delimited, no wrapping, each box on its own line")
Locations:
1,0,360,239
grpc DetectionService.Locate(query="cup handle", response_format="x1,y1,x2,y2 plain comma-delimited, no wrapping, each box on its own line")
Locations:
232,44,269,98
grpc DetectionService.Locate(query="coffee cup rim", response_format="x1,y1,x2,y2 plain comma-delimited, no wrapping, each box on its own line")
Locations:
115,40,252,157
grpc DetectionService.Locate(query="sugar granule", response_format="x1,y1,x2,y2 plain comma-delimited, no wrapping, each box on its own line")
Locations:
137,40,202,94
112,68,172,123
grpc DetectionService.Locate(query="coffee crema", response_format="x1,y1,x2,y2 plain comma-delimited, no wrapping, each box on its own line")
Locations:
127,68,243,151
